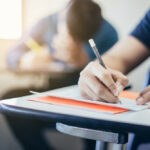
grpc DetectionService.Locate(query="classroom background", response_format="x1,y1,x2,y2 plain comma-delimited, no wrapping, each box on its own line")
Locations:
0,0,149,149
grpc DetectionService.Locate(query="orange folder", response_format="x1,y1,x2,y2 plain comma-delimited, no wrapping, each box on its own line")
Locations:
30,91,139,114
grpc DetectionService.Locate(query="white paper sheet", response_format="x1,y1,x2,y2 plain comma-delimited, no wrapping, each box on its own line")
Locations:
47,87,148,111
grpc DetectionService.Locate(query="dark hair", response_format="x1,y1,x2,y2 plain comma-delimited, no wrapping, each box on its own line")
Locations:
66,0,102,42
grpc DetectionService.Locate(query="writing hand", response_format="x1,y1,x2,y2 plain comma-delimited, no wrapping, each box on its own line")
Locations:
78,61,129,103
136,85,150,107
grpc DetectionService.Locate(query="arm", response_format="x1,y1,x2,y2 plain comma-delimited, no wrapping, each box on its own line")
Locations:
78,10,150,103
52,34,90,70
78,35,150,102
103,36,149,74
6,17,48,70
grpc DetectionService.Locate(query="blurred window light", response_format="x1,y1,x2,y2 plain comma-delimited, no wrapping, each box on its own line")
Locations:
0,0,22,39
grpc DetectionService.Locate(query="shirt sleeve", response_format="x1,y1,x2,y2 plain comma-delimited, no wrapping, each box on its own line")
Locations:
131,10,150,50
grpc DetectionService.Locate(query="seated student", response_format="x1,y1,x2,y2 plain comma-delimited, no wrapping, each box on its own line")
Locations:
78,10,150,150
5,0,118,150
7,0,118,72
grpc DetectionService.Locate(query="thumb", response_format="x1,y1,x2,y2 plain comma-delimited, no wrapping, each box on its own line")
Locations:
111,71,129,96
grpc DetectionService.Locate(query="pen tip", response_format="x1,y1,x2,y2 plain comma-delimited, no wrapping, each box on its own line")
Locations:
89,39,95,47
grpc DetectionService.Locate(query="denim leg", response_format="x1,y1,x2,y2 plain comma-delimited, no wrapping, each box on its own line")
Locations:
127,133,150,150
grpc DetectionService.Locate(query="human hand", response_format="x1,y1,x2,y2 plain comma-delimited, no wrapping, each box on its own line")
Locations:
52,20,77,63
136,85,150,107
19,50,52,71
52,33,89,69
78,61,129,103
52,34,78,63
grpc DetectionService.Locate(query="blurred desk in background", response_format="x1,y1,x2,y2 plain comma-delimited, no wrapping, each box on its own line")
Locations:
0,68,80,99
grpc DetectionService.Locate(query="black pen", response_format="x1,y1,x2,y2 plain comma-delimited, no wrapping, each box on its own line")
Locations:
88,38,121,104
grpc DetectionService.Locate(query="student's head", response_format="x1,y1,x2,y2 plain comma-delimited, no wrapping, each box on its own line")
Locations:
66,0,102,42
57,0,102,44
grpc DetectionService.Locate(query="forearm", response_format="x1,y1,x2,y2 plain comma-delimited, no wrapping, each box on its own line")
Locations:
7,32,45,70
95,43,129,74
78,36,149,103
7,44,28,70
102,54,127,74
101,36,149,74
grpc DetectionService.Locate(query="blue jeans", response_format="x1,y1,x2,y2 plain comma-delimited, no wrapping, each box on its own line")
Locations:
127,134,150,150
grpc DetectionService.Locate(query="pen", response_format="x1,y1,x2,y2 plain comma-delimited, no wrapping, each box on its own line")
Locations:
88,38,121,104
25,37,42,52
89,39,107,69
29,90,50,97
29,91,40,94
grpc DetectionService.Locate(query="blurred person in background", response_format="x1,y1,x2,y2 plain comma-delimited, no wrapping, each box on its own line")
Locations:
7,0,118,72
6,0,118,150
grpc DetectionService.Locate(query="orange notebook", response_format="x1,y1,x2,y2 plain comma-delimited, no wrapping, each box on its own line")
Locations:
30,91,139,114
